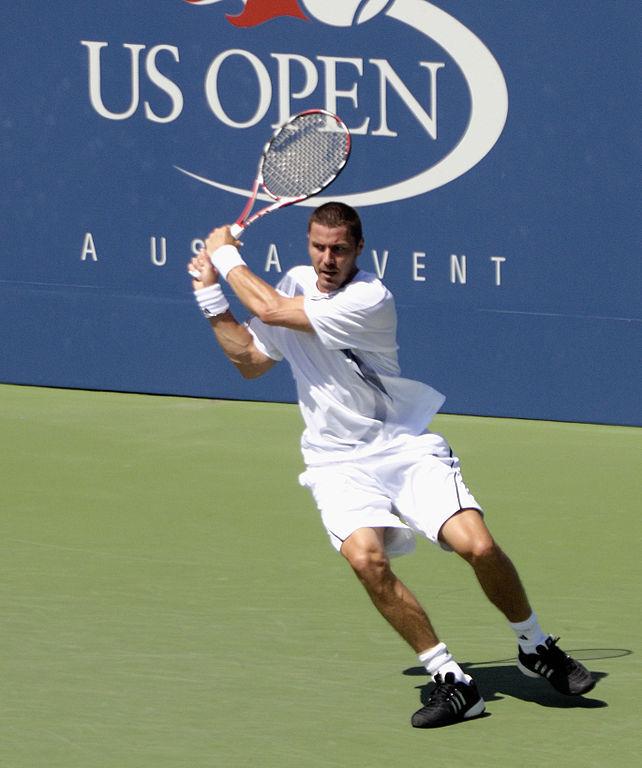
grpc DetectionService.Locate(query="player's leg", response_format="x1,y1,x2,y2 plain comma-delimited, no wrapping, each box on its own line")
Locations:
301,461,485,725
341,526,485,727
340,526,439,652
386,434,595,698
439,508,595,695
438,508,532,622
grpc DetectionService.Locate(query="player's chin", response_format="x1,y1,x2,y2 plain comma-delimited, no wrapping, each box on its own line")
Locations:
317,271,340,292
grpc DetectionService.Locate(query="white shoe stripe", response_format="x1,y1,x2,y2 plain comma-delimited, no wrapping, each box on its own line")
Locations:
448,690,468,714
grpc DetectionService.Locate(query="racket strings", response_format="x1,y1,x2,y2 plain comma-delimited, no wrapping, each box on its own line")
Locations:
262,113,349,199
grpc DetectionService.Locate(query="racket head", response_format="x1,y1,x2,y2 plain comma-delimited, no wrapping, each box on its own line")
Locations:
258,109,351,203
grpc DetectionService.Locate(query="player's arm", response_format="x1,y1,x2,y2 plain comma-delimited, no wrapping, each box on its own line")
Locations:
189,249,276,380
204,226,314,333
207,312,276,380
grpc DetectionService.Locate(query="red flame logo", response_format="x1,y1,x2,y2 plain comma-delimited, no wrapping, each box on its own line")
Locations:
183,0,309,27
228,0,308,27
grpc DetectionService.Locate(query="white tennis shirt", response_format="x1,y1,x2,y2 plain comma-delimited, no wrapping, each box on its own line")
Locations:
247,266,445,467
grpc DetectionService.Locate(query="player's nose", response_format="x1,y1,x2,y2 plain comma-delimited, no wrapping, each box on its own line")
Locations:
321,248,335,263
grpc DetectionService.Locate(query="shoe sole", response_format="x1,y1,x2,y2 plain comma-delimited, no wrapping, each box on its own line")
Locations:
464,697,486,719
516,659,544,679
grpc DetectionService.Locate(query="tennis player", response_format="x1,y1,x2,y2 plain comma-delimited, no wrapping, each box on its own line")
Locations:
188,202,595,728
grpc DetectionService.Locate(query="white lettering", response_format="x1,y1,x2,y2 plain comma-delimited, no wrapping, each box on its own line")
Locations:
205,49,272,128
87,234,508,291
316,56,370,135
270,53,318,126
450,253,466,284
265,243,282,272
151,236,167,266
81,232,98,262
369,60,444,138
371,249,389,279
82,41,145,120
413,251,426,281
144,45,183,124
82,43,446,138
82,41,183,123
491,256,506,286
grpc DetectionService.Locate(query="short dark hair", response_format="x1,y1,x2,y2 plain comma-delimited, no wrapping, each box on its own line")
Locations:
308,202,363,246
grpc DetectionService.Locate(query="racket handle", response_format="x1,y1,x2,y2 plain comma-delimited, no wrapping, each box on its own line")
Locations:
191,224,244,280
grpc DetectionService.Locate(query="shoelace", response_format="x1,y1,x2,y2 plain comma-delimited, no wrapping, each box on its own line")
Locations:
541,637,577,673
429,676,467,711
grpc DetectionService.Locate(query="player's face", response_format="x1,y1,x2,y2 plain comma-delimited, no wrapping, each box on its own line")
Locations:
308,222,363,293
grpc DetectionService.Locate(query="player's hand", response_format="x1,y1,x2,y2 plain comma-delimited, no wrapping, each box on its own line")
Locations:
188,248,218,289
205,225,242,256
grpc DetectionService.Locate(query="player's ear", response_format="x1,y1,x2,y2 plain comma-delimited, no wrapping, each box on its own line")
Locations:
356,237,365,257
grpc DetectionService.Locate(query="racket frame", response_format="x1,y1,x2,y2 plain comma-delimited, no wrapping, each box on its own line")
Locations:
229,108,351,238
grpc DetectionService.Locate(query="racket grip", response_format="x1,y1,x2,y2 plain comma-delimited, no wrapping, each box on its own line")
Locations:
229,223,245,239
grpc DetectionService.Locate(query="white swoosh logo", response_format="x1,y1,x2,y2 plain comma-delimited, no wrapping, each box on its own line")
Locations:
183,1,232,6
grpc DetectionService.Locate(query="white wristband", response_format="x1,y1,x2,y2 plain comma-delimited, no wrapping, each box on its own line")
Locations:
208,244,247,280
194,283,230,318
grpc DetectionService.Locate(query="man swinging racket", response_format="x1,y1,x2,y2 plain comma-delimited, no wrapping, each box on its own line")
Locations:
187,201,595,728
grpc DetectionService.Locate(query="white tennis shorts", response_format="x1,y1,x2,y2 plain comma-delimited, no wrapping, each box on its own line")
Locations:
299,432,482,558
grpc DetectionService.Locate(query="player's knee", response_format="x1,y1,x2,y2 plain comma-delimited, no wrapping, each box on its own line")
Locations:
344,544,391,586
459,535,501,567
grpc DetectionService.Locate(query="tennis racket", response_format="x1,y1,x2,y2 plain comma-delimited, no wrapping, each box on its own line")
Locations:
228,108,351,237
190,109,351,278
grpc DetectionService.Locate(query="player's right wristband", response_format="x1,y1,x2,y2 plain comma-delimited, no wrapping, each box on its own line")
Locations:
194,283,230,318
208,244,247,280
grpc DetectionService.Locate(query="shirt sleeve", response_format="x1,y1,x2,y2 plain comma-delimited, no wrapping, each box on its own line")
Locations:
303,278,398,355
246,317,284,361
243,270,299,361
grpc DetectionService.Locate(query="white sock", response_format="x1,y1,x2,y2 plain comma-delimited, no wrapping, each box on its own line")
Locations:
418,643,471,685
509,612,548,653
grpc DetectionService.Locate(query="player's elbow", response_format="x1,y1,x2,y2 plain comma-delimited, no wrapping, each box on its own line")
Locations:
237,363,264,380
253,304,282,326
233,353,276,380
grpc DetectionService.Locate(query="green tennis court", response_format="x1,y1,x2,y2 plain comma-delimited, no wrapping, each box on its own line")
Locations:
1,384,639,767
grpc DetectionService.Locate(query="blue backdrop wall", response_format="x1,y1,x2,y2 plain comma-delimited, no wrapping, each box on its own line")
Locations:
1,0,640,425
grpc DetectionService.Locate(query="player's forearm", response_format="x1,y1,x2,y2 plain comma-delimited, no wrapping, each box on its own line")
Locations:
226,266,283,320
206,241,311,331
208,310,275,379
224,265,312,332
205,241,283,318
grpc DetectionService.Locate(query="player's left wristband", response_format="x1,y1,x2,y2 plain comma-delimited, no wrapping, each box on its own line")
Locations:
194,283,230,318
208,244,246,280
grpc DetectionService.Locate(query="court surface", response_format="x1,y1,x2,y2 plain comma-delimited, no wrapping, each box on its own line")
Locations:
1,384,639,767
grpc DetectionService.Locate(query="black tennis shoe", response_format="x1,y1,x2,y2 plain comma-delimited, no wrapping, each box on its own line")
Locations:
517,635,595,695
411,672,485,728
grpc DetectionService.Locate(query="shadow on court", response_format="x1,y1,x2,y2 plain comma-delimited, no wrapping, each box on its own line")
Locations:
402,649,631,711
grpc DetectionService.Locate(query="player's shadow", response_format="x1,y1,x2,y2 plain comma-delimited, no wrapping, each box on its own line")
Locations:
403,648,628,712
